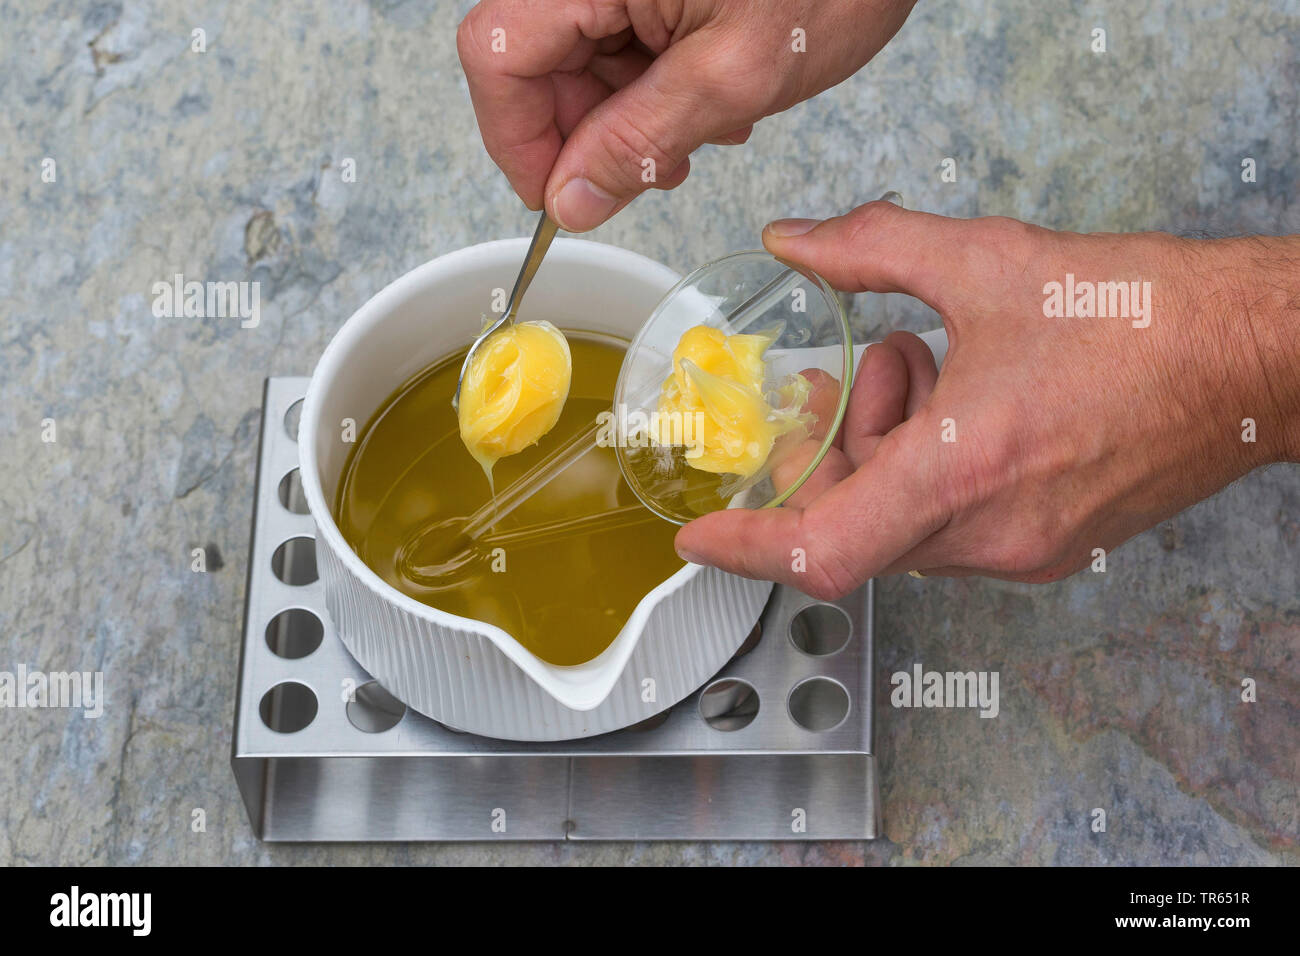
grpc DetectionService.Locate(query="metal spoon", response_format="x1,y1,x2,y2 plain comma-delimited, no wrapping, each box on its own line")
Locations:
451,211,560,413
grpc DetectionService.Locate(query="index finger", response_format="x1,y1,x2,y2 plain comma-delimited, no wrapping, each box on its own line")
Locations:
457,1,637,207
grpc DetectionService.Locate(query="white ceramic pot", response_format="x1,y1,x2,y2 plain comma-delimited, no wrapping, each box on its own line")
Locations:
298,238,774,741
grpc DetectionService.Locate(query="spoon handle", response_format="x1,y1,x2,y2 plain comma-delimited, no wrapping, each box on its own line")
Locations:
504,212,559,323
452,212,560,413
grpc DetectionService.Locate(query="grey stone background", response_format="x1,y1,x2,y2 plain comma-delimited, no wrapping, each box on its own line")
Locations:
1,0,1296,864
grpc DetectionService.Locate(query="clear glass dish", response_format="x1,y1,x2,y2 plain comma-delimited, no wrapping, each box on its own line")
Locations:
612,250,852,524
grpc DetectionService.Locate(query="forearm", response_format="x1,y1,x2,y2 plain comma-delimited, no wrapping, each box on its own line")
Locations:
1188,235,1300,466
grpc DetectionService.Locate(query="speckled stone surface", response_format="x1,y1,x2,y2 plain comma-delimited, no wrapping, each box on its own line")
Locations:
1,0,1296,865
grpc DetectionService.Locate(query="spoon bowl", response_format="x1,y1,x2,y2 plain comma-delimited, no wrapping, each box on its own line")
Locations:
451,212,559,413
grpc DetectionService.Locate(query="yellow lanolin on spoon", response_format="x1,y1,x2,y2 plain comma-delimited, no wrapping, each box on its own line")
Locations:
654,325,809,478
457,320,572,488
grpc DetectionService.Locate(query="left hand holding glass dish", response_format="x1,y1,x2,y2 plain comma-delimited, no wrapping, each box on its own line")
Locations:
416,236,852,583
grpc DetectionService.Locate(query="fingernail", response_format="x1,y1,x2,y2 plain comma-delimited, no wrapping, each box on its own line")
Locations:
551,178,618,232
676,547,704,565
765,218,820,238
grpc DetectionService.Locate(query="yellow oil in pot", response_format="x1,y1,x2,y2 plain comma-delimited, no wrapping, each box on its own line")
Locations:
334,332,683,666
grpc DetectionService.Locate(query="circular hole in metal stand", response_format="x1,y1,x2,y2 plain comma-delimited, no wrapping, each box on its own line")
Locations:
788,677,850,732
284,399,303,441
265,608,323,659
346,681,406,733
789,603,852,656
259,681,318,733
699,678,760,732
272,536,318,585
277,468,310,514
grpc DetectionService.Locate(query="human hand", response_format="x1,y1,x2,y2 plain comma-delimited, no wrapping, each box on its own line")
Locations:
674,201,1300,596
457,0,917,231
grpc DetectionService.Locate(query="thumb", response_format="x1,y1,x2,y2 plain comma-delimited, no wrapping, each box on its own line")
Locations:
544,35,762,231
674,423,949,599
762,201,972,313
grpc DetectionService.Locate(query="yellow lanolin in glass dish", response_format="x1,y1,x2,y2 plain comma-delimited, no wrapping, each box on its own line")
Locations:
654,325,811,479
457,320,572,488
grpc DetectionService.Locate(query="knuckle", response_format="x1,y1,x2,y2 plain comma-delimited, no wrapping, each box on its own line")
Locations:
720,517,784,583
979,215,1033,243
841,199,902,244
692,42,783,111
483,136,531,170
590,112,676,187
574,0,630,38
800,568,851,602
883,329,928,365
969,216,1042,265
455,12,486,66
800,530,861,600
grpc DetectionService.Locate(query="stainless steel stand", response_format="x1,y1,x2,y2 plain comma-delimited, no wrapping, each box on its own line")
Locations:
233,378,880,841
